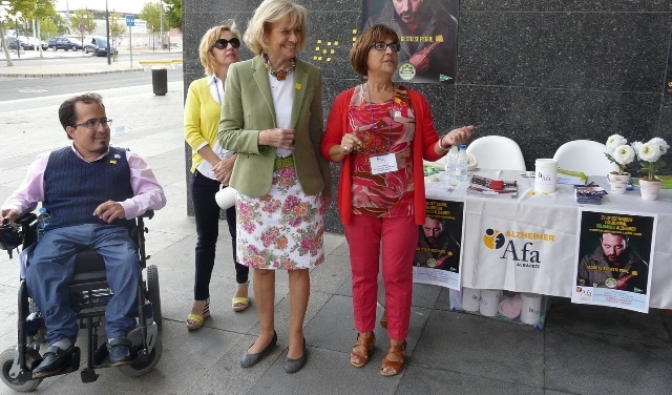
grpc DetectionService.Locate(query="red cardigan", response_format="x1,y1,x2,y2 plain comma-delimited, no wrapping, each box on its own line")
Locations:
320,87,443,226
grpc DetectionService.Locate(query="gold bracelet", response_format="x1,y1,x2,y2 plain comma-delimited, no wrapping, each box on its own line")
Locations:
437,137,450,151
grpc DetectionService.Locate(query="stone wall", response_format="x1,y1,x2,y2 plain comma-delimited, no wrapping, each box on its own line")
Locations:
183,1,672,233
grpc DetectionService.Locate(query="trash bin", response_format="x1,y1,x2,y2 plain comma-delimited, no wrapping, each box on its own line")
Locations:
151,68,168,96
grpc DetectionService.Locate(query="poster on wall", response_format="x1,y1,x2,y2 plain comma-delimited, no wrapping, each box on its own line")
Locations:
413,199,463,290
571,209,656,313
665,33,672,104
361,0,459,84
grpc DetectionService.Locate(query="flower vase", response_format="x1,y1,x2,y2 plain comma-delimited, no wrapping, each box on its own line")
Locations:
639,178,662,200
608,172,630,194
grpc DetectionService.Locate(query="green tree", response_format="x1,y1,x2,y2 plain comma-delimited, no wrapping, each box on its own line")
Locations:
110,21,125,39
69,9,96,34
139,2,167,35
39,17,58,37
164,0,181,31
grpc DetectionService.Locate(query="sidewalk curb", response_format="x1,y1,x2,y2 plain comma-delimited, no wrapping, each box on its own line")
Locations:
0,68,145,78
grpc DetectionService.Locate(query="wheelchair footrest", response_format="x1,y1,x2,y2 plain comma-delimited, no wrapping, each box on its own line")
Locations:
93,343,109,366
80,368,99,383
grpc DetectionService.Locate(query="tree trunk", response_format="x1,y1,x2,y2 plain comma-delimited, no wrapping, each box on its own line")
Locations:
0,22,15,67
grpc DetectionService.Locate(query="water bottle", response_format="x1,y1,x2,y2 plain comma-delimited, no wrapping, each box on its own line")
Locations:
445,145,458,185
456,144,468,182
37,207,50,236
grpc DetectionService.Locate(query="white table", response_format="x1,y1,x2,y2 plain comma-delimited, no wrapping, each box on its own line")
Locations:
425,170,672,309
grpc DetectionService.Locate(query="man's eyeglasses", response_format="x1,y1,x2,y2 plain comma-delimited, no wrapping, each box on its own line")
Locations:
371,42,401,53
213,38,240,50
73,118,112,130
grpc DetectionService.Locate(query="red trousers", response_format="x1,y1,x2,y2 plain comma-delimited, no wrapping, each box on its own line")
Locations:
344,214,418,341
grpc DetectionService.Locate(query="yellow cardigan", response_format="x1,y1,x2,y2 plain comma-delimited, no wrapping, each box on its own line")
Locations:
184,77,221,173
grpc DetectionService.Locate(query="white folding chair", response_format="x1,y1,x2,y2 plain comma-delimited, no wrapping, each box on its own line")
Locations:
553,140,618,176
465,135,526,171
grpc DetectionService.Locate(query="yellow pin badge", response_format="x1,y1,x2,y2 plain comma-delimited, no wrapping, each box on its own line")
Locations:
295,83,302,90
110,153,121,165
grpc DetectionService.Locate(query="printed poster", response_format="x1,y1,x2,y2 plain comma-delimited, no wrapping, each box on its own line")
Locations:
572,209,656,313
413,199,463,290
362,0,460,84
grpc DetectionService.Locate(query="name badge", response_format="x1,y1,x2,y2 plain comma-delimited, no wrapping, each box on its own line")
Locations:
370,153,397,175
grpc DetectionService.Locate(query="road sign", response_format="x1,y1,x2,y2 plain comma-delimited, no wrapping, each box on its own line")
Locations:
78,23,84,33
125,15,135,27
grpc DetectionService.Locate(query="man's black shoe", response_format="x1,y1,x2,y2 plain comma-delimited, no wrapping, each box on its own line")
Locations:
32,345,73,379
108,337,132,367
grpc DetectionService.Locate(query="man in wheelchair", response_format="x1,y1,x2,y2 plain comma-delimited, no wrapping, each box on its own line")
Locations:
0,93,166,379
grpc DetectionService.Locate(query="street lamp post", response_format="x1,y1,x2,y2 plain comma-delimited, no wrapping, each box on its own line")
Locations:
105,0,111,65
15,11,21,59
159,1,165,50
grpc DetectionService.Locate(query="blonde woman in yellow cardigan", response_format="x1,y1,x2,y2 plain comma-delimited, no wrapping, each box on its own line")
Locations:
184,20,247,331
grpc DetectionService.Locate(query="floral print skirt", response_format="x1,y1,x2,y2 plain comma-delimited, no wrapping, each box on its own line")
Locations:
236,165,325,270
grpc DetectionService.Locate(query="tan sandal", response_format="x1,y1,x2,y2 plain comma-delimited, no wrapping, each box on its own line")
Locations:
349,332,376,368
380,340,407,376
232,281,250,312
186,299,210,330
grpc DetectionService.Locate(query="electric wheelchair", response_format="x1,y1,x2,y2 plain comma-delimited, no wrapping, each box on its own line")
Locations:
0,211,162,392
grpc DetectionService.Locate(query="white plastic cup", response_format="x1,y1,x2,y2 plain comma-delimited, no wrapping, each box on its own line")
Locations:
479,289,503,317
520,293,542,325
215,187,237,210
534,159,558,194
461,288,481,312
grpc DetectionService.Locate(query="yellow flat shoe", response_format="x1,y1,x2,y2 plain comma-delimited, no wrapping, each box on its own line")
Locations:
232,297,250,312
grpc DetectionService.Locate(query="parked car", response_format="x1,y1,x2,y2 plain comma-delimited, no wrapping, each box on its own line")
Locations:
4,36,27,50
24,37,48,50
83,36,118,57
47,37,83,51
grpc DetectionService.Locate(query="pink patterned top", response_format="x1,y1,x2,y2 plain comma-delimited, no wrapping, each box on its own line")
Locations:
348,84,415,218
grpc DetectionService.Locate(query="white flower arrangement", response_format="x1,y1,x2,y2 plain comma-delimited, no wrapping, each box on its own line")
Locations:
604,134,635,175
631,137,669,181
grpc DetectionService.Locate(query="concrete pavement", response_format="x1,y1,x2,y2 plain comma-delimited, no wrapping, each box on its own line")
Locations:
0,70,671,395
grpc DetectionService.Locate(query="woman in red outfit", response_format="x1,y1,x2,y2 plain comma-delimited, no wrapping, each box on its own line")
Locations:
320,24,474,377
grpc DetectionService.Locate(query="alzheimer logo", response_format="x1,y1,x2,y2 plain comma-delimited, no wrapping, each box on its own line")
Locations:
483,229,506,249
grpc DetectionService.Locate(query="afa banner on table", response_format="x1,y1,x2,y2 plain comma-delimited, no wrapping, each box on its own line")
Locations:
572,209,656,313
413,199,463,290
361,0,459,84
461,199,578,296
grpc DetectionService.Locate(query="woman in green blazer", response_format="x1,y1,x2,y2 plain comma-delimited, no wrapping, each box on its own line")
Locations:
218,0,331,374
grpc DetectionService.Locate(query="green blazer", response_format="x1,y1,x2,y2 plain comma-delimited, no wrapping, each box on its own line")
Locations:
218,55,331,198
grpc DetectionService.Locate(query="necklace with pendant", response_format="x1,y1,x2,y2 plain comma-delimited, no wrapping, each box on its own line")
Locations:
264,55,296,81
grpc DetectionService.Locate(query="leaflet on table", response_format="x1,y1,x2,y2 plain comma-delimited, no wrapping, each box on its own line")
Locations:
557,168,588,185
571,208,656,313
413,199,464,290
574,184,607,205
467,175,518,197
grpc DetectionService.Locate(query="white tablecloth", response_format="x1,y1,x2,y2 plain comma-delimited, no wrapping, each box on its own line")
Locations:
425,170,672,309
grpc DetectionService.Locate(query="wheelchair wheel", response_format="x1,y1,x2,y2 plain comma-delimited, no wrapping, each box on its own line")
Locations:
0,348,42,392
147,265,162,331
119,336,163,378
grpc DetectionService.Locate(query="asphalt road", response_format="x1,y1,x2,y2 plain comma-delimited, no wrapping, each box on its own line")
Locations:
0,51,184,102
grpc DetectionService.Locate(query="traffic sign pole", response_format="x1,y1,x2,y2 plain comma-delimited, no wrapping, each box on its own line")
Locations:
125,15,135,67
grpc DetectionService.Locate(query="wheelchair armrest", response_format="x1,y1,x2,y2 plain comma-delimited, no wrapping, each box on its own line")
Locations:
16,213,37,228
140,210,154,220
